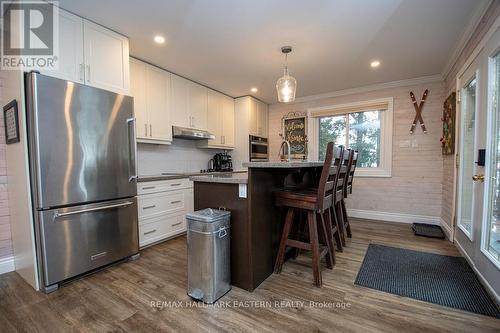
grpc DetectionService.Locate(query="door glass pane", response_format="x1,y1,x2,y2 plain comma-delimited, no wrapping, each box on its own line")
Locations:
319,115,346,160
458,77,477,237
485,52,500,263
349,111,381,168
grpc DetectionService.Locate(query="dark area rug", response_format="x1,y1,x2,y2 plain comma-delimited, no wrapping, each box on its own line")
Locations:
412,223,446,239
354,244,500,318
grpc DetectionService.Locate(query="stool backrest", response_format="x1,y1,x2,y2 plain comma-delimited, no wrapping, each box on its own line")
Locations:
316,142,334,210
334,147,350,203
346,150,358,195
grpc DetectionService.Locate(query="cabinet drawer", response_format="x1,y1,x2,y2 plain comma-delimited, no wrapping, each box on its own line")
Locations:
138,191,185,219
138,178,192,195
139,213,186,248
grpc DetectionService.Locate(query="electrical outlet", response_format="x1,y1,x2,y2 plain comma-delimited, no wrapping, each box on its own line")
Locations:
399,140,410,148
411,139,418,148
239,184,247,198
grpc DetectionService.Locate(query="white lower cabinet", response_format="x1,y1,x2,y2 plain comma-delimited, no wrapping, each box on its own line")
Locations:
137,179,194,248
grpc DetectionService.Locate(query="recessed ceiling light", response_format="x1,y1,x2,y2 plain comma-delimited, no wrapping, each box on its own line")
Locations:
154,35,165,44
250,87,258,93
370,60,380,68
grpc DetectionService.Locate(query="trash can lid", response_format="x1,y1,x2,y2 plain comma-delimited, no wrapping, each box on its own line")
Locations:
186,208,230,223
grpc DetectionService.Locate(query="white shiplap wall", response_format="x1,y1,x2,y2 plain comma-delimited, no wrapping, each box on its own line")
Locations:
269,80,445,221
0,80,12,261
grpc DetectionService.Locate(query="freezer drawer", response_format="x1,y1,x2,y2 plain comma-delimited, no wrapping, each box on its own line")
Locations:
37,198,139,287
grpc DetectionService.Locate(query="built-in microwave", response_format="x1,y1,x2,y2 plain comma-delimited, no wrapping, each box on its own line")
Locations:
249,135,269,161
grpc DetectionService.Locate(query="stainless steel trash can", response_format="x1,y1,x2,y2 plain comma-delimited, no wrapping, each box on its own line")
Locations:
186,208,231,304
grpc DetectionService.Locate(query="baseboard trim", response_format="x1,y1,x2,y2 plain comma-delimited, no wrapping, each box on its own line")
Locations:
0,256,15,275
439,218,453,241
455,240,500,306
347,209,440,225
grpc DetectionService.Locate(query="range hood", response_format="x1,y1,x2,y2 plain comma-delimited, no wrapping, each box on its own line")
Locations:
172,126,215,140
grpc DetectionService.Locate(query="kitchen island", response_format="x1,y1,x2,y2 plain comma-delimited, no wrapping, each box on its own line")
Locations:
191,161,324,291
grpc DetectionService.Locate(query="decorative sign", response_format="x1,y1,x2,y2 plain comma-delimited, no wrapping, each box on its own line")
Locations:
3,100,20,144
281,112,307,159
440,92,456,155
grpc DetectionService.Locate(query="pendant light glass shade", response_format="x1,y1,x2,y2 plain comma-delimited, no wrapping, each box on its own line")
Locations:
276,46,296,103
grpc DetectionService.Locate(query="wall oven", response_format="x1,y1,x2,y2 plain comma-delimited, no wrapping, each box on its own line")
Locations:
249,135,269,161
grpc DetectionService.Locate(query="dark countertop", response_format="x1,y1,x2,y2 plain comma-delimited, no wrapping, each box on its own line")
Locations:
243,161,324,168
190,172,248,184
138,171,247,183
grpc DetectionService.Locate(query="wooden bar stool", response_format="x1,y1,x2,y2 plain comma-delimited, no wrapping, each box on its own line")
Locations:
273,142,338,287
341,150,358,239
333,149,350,247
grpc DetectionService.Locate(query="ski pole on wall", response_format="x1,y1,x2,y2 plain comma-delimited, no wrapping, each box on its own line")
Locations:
410,89,428,134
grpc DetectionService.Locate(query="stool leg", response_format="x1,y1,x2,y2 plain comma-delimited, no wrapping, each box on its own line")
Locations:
308,211,322,287
322,209,335,268
274,207,295,274
335,201,346,247
330,206,343,252
341,200,352,238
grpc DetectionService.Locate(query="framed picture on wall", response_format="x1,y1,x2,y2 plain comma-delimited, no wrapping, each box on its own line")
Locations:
281,112,308,159
441,92,456,155
3,99,20,144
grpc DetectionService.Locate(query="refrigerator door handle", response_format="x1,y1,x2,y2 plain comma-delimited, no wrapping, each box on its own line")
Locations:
127,118,138,182
53,201,134,219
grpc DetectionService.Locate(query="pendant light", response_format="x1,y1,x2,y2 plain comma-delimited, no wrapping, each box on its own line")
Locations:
276,46,297,103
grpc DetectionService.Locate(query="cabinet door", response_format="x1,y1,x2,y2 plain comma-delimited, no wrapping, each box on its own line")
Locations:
40,8,84,83
83,20,130,94
189,83,208,130
257,101,268,138
129,58,148,139
222,96,235,147
146,65,172,142
171,75,190,128
248,98,259,136
206,90,223,145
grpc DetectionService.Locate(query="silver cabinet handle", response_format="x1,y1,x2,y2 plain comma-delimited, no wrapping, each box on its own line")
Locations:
170,183,181,187
144,229,157,235
171,222,182,227
127,118,138,182
143,205,156,210
86,65,91,83
150,124,152,137
142,186,156,190
54,201,133,219
170,200,181,204
144,124,148,136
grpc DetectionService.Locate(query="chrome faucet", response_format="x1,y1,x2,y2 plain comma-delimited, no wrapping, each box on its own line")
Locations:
279,140,291,162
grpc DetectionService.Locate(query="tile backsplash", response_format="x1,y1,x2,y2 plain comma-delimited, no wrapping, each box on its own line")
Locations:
137,139,224,175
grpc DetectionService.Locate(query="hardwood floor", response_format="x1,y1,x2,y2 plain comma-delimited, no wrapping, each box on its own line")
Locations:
0,218,499,333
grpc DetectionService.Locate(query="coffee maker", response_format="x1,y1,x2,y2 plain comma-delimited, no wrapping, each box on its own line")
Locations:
212,152,233,172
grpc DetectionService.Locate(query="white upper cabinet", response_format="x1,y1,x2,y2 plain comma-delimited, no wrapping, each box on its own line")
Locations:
171,74,208,130
130,58,148,140
146,65,172,142
41,9,84,83
200,90,234,149
129,58,171,144
189,83,208,130
41,7,129,94
248,98,268,138
222,95,235,147
83,20,130,94
171,75,191,128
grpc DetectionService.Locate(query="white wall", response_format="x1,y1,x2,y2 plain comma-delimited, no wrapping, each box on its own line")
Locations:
137,140,225,175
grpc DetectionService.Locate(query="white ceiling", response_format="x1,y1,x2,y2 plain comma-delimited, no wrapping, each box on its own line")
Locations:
59,0,487,103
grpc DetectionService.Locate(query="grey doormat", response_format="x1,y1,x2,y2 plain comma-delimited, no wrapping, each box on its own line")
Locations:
412,223,446,239
355,244,500,318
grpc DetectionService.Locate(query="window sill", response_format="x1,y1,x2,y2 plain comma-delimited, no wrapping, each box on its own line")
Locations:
355,169,392,178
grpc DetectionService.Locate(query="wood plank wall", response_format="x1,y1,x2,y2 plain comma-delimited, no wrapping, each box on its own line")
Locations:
269,81,445,219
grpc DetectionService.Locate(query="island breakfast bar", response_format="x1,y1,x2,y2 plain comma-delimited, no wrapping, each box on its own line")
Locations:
191,161,324,291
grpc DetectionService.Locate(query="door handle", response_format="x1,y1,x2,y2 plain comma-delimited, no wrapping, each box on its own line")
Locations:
472,174,485,182
53,201,134,219
127,118,138,182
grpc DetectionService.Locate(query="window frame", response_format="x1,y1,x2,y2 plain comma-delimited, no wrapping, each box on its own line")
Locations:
307,97,393,178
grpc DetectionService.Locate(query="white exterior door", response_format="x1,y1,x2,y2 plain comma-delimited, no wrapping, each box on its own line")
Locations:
455,25,500,294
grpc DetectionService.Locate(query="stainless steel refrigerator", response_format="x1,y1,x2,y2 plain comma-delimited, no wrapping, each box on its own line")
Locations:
25,72,139,293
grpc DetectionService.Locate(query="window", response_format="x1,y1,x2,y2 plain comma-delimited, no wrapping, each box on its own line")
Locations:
309,98,393,177
319,111,381,167
482,50,500,267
